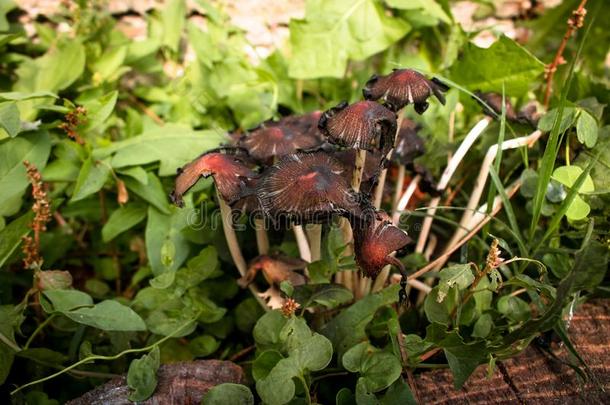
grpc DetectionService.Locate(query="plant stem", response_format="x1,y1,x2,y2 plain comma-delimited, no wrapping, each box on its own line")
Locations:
293,224,312,262
0,331,21,352
306,224,322,261
543,0,588,108
217,191,268,311
24,313,57,349
298,375,312,405
374,114,403,209
254,217,270,255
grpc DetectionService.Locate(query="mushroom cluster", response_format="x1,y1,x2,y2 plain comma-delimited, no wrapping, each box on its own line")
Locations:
170,69,448,306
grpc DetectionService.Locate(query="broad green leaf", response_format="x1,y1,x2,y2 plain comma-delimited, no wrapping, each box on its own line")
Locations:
66,300,146,331
293,283,353,309
342,342,402,393
43,289,94,313
0,131,51,216
424,287,452,325
253,310,288,348
0,304,20,385
0,344,13,385
551,165,594,221
102,204,147,242
252,350,284,381
437,264,474,303
91,46,128,82
0,211,32,268
188,334,219,357
0,102,20,138
288,0,410,79
472,313,493,338
79,91,118,131
145,205,191,275
123,172,170,214
0,91,58,101
321,284,399,358
386,0,450,23
127,346,160,402
570,240,608,292
449,36,544,97
204,383,254,405
497,295,530,323
161,0,186,52
42,159,80,182
444,342,486,389
576,110,598,147
175,246,219,291
93,125,227,176
537,107,576,133
71,157,111,202
380,379,417,405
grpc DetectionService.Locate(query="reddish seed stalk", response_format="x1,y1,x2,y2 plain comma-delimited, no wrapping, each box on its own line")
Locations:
543,0,588,108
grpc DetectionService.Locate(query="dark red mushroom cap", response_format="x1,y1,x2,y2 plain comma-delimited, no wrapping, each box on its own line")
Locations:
363,69,449,114
474,92,519,122
318,101,397,156
255,152,364,222
170,148,256,207
352,211,411,279
239,112,324,161
391,118,425,165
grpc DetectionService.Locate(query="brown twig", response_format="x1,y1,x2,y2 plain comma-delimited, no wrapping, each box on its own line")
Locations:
543,0,588,108
127,94,165,126
229,345,255,362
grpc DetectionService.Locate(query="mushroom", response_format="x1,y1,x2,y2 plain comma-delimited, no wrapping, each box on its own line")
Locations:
474,91,539,126
352,210,412,303
238,254,307,288
391,118,425,166
170,148,267,309
363,69,449,114
239,112,324,162
254,151,366,223
169,147,256,208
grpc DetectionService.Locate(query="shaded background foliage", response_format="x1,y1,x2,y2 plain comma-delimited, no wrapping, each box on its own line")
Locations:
0,0,609,403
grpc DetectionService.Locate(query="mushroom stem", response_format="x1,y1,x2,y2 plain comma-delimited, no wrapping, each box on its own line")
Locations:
415,116,490,253
352,149,367,192
217,191,268,311
391,165,406,214
373,114,403,209
254,218,269,255
306,224,322,261
293,224,312,263
392,174,421,225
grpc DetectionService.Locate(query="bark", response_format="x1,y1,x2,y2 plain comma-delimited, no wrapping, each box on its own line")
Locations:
412,300,610,404
67,360,244,405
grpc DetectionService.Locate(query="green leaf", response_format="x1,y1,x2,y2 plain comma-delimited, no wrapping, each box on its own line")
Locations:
472,313,493,338
449,36,544,97
43,289,94,313
127,346,160,402
288,0,410,79
26,40,85,92
253,311,288,348
321,284,399,358
380,378,417,405
124,172,170,214
576,110,598,147
424,287,452,325
551,165,594,221
160,0,186,52
436,264,474,303
71,157,111,202
343,342,402,393
293,283,353,309
0,131,51,216
444,342,486,389
0,212,32,268
0,102,20,138
145,205,191,275
386,0,450,23
91,46,128,82
497,295,531,323
537,107,577,133
188,334,219,357
93,125,227,176
0,91,58,101
79,91,118,132
252,350,284,381
0,343,14,385
66,300,147,331
203,383,254,405
102,204,147,242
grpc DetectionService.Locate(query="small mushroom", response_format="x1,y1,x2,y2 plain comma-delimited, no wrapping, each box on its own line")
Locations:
238,254,308,288
169,148,256,208
255,152,366,223
363,69,449,114
318,100,397,157
239,112,324,161
391,118,425,166
352,210,412,303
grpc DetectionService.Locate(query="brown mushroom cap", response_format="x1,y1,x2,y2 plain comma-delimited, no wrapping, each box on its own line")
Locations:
363,69,449,113
391,118,425,165
352,211,411,279
238,254,307,288
239,112,324,161
318,101,397,156
255,152,365,222
170,148,256,207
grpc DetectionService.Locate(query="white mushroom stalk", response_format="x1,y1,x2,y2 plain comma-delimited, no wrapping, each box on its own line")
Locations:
254,218,270,255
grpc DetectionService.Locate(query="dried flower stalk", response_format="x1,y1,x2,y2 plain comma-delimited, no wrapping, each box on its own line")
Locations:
22,161,52,269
